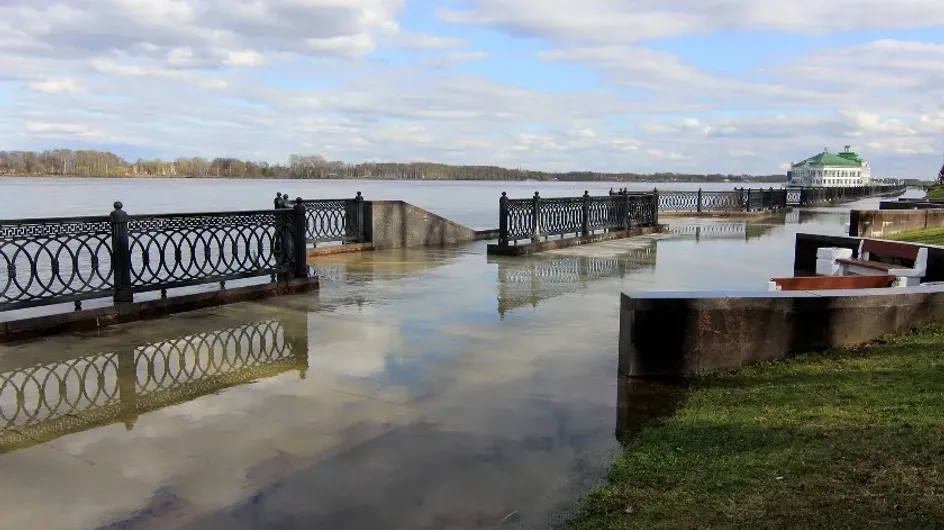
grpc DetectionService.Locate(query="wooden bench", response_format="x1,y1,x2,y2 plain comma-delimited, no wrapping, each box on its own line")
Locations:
836,239,928,286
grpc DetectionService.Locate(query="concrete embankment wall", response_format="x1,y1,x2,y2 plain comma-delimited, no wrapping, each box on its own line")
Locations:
849,209,944,238
619,285,944,378
619,232,944,377
365,200,492,250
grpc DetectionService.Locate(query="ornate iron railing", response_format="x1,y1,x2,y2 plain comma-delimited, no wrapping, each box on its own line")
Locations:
786,189,801,205
281,192,365,245
792,185,907,206
655,184,906,213
494,246,657,316
0,215,115,311
126,209,292,296
1,201,310,312
0,317,308,453
657,188,786,213
497,191,658,246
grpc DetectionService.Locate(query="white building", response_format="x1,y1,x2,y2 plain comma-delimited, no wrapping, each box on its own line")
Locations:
786,145,872,188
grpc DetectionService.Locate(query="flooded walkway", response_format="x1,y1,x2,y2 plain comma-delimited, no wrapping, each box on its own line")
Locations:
0,206,870,529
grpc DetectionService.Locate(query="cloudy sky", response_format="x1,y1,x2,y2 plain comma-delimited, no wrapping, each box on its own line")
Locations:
1,0,943,176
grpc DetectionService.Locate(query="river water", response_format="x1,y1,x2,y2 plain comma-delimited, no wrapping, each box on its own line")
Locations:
1,177,764,228
0,178,920,530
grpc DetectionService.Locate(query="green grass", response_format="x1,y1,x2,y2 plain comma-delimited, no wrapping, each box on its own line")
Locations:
885,227,944,246
926,187,944,200
570,325,944,529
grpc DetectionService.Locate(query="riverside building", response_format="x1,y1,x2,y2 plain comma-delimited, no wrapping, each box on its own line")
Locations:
786,145,872,187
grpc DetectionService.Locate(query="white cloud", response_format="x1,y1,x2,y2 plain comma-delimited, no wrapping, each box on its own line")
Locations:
25,121,103,138
28,78,82,93
393,33,468,50
439,1,944,42
0,0,943,176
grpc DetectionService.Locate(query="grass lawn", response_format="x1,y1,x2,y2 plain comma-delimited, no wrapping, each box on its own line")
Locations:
570,325,944,529
885,227,944,246
926,186,944,200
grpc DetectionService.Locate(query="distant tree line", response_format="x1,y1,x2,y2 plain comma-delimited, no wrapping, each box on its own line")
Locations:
0,149,787,183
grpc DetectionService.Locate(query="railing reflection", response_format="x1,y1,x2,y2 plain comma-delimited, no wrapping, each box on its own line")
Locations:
0,313,308,454
492,245,657,317
783,209,847,226
668,222,777,242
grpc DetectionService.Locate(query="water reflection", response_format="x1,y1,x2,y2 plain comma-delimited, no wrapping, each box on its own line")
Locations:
490,244,657,317
668,222,777,242
0,312,308,454
310,247,458,286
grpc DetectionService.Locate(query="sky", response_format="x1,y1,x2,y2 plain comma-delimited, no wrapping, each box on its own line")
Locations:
1,0,944,177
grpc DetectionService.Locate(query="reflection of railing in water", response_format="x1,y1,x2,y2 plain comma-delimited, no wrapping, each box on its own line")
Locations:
668,222,777,242
0,316,308,454
493,246,657,317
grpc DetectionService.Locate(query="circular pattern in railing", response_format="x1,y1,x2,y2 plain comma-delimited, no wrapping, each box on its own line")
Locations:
0,218,114,309
0,320,293,442
303,200,352,243
127,213,280,289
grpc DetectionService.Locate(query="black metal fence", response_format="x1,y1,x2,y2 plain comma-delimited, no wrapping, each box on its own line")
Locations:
789,184,905,206
655,184,906,213
277,191,366,245
1,200,310,313
0,315,308,453
497,191,658,246
656,188,787,213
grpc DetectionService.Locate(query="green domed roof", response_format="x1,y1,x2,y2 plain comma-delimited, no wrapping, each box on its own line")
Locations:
792,146,864,168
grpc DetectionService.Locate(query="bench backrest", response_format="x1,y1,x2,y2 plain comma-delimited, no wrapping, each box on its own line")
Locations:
772,275,896,291
860,239,920,261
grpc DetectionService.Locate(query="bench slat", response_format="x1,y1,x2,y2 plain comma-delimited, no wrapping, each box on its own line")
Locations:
836,258,899,271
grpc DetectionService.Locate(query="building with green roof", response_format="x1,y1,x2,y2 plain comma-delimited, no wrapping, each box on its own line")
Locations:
786,145,871,188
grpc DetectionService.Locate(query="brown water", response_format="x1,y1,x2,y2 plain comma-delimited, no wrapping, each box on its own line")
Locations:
0,180,920,529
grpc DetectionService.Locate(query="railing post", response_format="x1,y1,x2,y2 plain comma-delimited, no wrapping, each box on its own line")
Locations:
498,192,509,246
292,198,308,279
623,191,630,230
652,187,659,225
531,191,541,242
110,201,133,305
581,190,590,237
697,188,703,213
354,191,365,243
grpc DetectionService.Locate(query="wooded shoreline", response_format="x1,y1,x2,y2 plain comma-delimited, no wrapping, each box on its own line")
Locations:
0,148,787,183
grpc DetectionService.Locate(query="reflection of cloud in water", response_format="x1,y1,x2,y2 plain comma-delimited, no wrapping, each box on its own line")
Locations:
304,307,403,378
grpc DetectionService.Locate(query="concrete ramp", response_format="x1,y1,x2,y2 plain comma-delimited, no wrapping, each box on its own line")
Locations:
366,200,486,250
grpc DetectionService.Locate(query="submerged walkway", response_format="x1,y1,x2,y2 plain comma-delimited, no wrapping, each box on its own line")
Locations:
0,209,862,529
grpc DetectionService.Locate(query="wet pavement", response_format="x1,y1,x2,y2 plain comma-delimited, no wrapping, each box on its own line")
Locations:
0,201,903,530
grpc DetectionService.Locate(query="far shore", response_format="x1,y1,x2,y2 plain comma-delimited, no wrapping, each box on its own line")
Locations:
1,174,787,184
